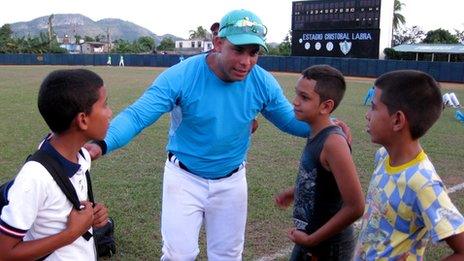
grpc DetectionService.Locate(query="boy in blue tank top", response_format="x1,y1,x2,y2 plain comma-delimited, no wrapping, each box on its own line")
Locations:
275,65,365,260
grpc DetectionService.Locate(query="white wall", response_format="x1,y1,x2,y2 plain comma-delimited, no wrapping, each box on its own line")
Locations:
175,40,214,52
379,0,394,59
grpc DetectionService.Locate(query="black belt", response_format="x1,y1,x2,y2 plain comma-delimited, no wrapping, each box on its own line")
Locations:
168,152,240,179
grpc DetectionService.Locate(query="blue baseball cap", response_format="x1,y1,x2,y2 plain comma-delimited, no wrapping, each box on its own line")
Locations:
218,9,268,52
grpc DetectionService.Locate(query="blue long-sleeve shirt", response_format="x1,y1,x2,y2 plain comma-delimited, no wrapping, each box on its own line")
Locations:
105,54,311,178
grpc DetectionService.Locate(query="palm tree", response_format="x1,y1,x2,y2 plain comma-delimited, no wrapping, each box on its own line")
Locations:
189,26,208,40
393,0,406,30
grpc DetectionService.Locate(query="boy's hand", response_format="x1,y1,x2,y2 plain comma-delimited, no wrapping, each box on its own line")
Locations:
332,119,352,145
443,232,464,260
287,228,315,247
251,119,259,134
398,252,409,261
84,143,102,160
275,190,294,209
66,201,94,239
92,203,109,228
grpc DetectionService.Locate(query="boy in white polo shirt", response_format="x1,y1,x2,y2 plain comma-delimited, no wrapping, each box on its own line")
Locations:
0,69,112,260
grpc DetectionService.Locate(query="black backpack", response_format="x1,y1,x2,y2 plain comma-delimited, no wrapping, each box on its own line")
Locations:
0,149,116,258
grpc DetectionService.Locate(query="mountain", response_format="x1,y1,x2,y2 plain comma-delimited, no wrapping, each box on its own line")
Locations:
8,14,183,43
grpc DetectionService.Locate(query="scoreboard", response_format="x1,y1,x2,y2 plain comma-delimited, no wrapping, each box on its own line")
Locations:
292,0,381,30
291,0,393,59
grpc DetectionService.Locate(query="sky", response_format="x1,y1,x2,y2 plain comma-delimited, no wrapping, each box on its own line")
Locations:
0,0,463,43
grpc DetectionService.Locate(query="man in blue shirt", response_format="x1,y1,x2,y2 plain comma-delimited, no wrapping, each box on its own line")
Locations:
87,9,336,260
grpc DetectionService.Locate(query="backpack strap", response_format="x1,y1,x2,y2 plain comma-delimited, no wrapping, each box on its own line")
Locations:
78,150,95,205
28,150,93,241
85,170,94,205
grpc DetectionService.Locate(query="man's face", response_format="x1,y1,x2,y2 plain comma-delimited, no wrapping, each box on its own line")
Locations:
215,38,259,82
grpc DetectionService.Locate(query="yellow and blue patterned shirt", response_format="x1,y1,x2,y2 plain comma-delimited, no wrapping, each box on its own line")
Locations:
355,147,464,261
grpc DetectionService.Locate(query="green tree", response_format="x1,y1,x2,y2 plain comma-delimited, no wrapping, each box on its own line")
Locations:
278,32,292,56
0,27,65,54
189,26,208,40
0,24,13,53
74,34,82,44
393,26,425,45
48,43,67,53
266,45,280,56
95,34,107,42
157,37,175,51
137,36,156,53
393,0,406,30
454,29,464,43
113,39,134,53
28,32,64,54
112,37,157,53
0,24,13,40
265,31,292,56
84,36,95,42
423,29,459,44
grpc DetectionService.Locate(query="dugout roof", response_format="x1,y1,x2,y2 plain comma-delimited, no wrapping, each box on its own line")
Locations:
393,44,464,54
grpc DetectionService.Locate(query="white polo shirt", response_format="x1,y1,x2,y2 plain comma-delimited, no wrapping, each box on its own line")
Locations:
0,140,96,260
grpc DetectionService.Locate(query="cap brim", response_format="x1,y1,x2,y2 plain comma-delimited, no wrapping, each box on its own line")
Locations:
226,34,268,52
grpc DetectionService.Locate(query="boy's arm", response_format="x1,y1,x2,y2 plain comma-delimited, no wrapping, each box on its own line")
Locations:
414,178,464,260
0,201,94,260
275,187,295,209
289,134,364,246
442,232,464,260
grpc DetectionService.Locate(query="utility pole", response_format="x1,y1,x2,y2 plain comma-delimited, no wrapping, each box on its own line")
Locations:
48,14,54,48
106,27,111,53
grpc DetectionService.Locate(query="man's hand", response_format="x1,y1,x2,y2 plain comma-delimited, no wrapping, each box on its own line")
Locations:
92,203,109,229
332,119,352,145
83,143,103,161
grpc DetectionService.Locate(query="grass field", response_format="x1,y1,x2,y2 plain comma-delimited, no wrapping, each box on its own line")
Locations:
0,65,463,260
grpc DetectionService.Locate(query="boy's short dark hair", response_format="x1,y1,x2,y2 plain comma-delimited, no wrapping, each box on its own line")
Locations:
38,69,103,134
210,22,219,35
375,70,442,140
301,65,346,111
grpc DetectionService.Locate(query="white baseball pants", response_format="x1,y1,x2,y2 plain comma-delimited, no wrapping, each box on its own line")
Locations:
160,160,247,261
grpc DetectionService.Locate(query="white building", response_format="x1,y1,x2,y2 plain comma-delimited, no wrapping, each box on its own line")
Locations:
81,42,112,54
175,39,213,54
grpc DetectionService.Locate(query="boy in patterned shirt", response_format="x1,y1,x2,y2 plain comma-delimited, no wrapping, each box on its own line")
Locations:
355,70,464,260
